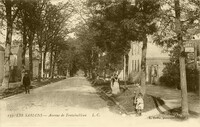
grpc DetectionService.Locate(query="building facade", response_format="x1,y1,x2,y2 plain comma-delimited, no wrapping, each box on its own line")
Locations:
124,37,170,84
0,44,40,83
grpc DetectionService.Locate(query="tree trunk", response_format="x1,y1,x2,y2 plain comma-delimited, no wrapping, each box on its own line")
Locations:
174,0,189,118
140,35,147,95
43,51,47,78
51,51,56,79
124,54,129,88
28,33,34,80
43,43,49,78
2,1,13,88
49,45,53,78
21,16,28,83
179,46,189,117
38,45,42,82
21,39,27,82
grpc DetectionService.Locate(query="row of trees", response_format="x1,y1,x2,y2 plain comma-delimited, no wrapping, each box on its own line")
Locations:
76,0,160,93
74,0,200,118
1,0,200,119
0,0,74,87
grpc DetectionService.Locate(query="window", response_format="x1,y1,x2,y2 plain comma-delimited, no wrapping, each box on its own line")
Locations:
132,60,134,71
135,60,137,71
138,60,140,72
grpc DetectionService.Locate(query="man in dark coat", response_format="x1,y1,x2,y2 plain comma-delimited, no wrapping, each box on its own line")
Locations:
23,71,31,94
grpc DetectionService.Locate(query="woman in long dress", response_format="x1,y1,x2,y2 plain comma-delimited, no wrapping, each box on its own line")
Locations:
111,75,120,95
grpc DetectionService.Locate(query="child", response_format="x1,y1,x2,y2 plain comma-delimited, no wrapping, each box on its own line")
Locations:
135,93,144,116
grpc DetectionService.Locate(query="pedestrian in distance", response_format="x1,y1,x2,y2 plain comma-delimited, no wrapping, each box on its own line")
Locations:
111,74,120,95
23,71,31,94
110,73,115,92
135,93,144,116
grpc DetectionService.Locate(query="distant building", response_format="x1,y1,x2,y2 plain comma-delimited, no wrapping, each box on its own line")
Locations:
120,37,170,84
0,44,40,83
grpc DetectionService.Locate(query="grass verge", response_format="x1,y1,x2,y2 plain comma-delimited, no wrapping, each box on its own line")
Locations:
89,78,199,119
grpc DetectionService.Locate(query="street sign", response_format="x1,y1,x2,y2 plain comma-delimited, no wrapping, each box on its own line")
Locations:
187,53,195,59
184,41,194,52
185,47,194,52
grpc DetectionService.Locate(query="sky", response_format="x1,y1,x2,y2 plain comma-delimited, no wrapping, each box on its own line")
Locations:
147,43,169,58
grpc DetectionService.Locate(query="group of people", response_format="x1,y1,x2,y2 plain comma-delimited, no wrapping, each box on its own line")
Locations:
110,73,144,116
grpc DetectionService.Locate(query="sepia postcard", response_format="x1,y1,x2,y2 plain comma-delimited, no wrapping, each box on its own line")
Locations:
0,0,200,127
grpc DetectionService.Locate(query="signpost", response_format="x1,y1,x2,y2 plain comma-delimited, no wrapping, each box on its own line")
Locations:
185,47,194,52
184,40,200,97
184,41,195,65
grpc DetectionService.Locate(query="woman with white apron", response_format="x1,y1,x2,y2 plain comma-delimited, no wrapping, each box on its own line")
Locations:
111,75,120,95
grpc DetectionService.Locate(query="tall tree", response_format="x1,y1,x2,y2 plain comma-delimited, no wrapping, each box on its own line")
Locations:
1,0,21,88
35,1,73,81
87,0,160,94
16,0,40,80
124,0,160,94
154,0,200,118
16,1,28,81
174,0,189,118
26,1,38,80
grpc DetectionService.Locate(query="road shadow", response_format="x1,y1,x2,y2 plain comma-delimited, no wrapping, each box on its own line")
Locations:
150,95,200,119
90,79,200,119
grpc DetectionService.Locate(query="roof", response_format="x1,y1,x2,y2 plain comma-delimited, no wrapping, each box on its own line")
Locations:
0,45,4,51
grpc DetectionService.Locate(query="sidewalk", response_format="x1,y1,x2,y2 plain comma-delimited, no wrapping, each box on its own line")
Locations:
146,85,200,114
95,82,200,118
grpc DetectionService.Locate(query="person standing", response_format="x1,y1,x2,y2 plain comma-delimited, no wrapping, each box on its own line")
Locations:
151,65,157,84
23,71,31,94
111,74,120,95
110,73,115,90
